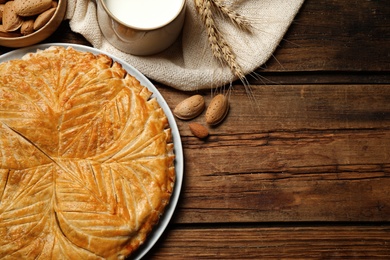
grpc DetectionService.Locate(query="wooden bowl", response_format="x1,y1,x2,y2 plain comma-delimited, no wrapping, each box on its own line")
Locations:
0,0,67,48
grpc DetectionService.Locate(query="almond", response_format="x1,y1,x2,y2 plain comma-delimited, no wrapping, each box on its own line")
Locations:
14,0,52,17
50,0,57,8
0,24,6,33
189,123,209,139
0,24,22,37
33,7,55,31
205,94,229,125
0,4,4,21
174,94,205,120
3,1,22,32
20,19,34,35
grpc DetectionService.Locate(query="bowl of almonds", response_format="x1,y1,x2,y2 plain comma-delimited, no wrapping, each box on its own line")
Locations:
0,0,66,48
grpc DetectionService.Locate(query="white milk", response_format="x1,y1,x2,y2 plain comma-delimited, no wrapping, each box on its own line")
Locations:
105,0,184,29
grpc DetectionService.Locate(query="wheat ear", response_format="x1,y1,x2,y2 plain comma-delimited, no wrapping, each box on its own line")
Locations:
211,0,252,32
194,0,245,80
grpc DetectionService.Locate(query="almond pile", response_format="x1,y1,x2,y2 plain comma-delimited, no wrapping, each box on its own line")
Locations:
0,0,58,36
173,93,229,139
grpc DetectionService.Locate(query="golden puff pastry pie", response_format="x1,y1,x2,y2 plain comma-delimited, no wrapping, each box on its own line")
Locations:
0,46,175,259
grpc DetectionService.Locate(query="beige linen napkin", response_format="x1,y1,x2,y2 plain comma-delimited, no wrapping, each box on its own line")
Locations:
66,0,304,91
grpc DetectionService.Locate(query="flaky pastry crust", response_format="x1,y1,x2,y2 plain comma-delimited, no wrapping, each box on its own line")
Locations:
0,46,175,259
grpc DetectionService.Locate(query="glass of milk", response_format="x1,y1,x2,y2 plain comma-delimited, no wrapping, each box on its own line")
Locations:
97,0,186,55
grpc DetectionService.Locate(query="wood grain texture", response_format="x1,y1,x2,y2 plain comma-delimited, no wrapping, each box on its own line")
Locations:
261,0,390,72
157,84,390,223
147,226,390,259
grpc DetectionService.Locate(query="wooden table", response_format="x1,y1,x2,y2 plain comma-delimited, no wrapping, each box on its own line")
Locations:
1,0,389,258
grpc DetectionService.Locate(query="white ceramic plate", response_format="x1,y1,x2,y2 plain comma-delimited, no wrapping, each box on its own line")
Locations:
0,43,183,260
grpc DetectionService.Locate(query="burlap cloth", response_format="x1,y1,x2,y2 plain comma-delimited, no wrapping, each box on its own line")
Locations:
66,0,304,91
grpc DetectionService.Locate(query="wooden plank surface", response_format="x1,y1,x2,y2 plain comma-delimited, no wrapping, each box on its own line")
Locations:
158,84,390,224
262,0,390,72
146,226,390,259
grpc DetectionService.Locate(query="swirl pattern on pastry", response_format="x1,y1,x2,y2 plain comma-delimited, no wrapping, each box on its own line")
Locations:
0,46,175,259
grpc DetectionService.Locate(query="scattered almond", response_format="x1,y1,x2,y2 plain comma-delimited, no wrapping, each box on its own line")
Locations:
189,123,209,139
205,94,229,125
174,94,205,120
3,1,23,32
33,6,54,30
14,0,52,17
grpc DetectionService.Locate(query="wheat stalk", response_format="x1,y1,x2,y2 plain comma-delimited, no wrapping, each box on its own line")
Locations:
194,0,245,80
211,0,252,32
